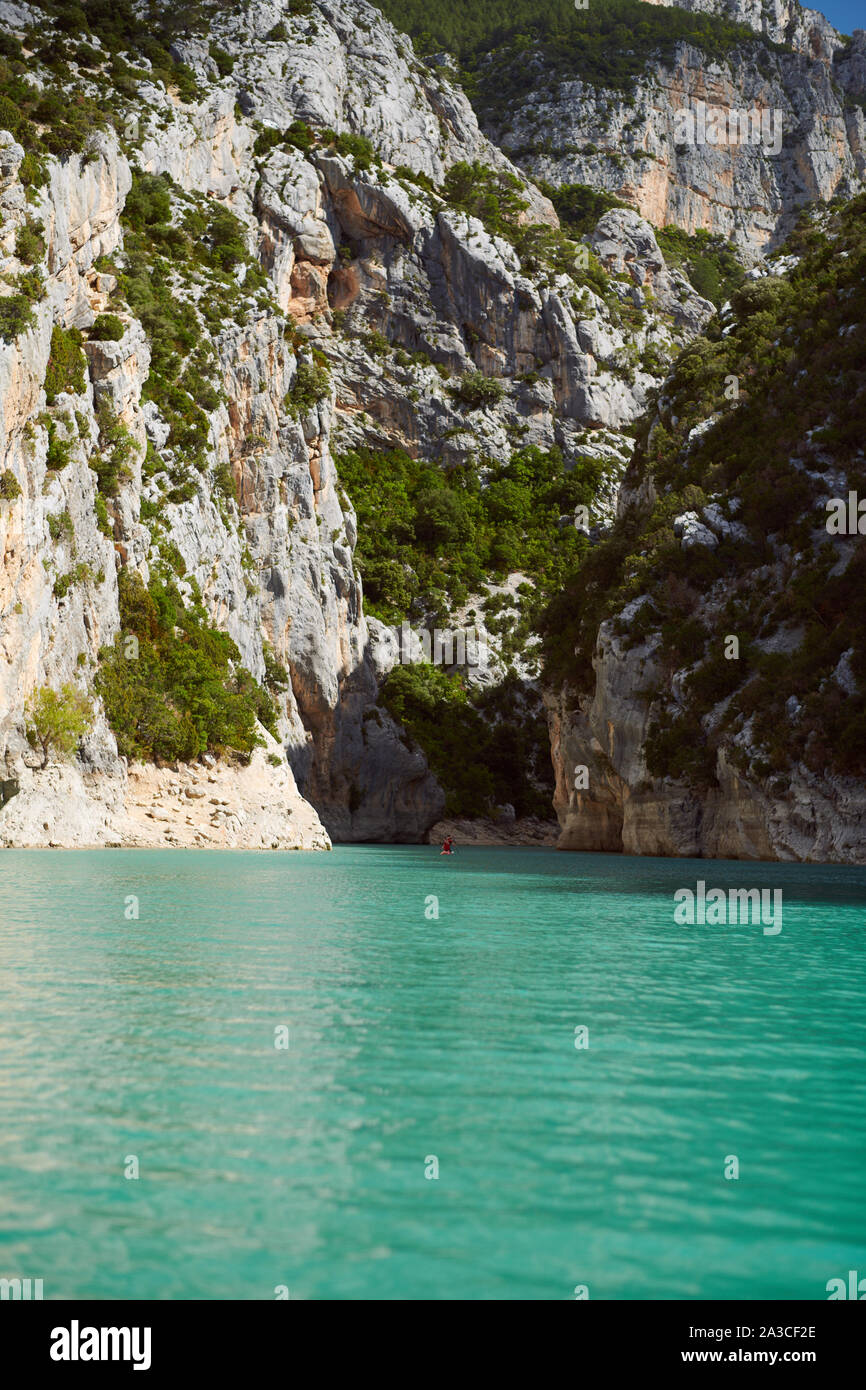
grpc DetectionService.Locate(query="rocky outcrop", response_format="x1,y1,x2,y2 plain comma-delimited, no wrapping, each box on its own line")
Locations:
0,741,331,850
643,0,844,59
546,192,866,864
429,814,558,846
548,651,866,864
157,12,711,461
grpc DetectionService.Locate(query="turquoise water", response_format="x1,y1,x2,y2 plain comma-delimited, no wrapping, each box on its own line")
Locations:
0,846,864,1301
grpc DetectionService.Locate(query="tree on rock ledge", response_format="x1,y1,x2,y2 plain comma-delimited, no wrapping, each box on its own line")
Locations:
25,684,94,770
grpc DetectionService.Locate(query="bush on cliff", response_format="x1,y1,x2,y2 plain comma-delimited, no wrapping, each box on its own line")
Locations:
285,361,331,418
90,312,125,341
25,683,94,768
0,468,23,500
44,325,87,402
96,569,276,763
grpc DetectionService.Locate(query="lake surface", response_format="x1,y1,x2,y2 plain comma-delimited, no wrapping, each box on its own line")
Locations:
0,846,864,1300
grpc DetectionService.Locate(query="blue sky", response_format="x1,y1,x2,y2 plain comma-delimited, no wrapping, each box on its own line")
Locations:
810,1,864,34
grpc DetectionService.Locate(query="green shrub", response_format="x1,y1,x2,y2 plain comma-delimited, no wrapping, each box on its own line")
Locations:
47,507,74,543
15,220,45,265
92,401,136,494
381,664,553,817
96,569,275,762
123,173,172,232
253,127,284,157
209,44,235,76
262,643,289,693
25,683,93,767
0,92,22,131
18,152,48,189
0,295,34,339
214,460,238,504
94,490,112,537
0,468,22,500
365,329,390,357
45,420,73,471
207,206,248,270
44,325,87,401
285,361,331,417
90,312,125,341
285,119,315,152
326,130,378,172
448,371,505,409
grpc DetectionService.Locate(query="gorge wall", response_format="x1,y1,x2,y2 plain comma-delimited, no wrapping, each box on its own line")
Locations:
382,0,865,261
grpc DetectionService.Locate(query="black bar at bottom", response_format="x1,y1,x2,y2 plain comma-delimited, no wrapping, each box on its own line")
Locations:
2,1299,862,1375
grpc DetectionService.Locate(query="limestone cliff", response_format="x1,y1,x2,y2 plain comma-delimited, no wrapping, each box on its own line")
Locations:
388,0,866,260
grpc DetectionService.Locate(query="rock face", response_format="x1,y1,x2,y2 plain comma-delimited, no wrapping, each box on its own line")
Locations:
548,638,866,864
0,1,452,847
480,8,866,260
643,0,843,58
0,742,332,850
545,191,866,865
429,814,558,847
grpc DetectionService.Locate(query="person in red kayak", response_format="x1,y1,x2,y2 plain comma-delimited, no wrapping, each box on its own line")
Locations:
440,836,454,856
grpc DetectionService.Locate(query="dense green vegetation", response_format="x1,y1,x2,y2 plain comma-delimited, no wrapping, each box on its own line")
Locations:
0,468,22,500
15,219,45,264
655,226,747,309
90,312,125,341
285,361,331,418
537,181,630,239
0,268,44,341
379,0,784,114
380,665,553,817
97,569,276,763
338,444,599,626
339,443,605,817
541,194,866,786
